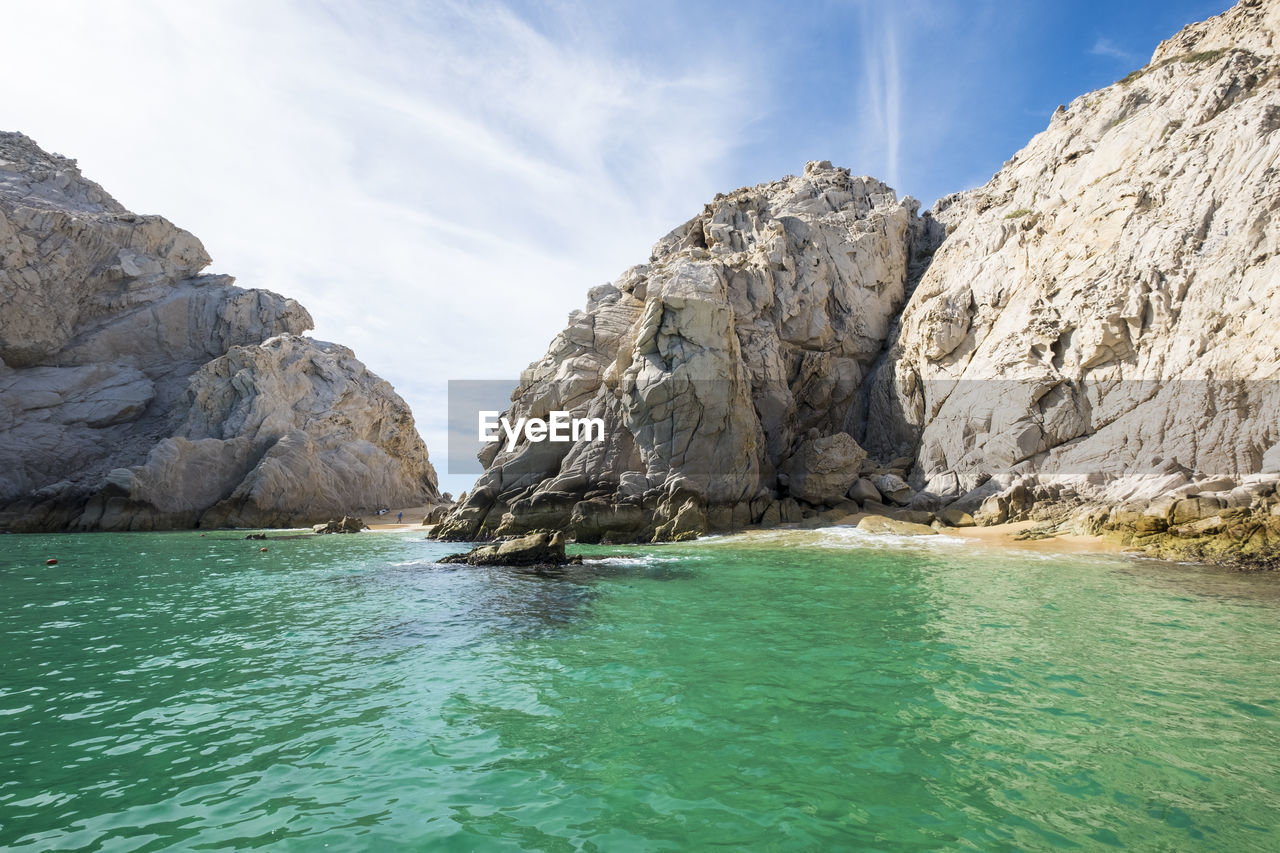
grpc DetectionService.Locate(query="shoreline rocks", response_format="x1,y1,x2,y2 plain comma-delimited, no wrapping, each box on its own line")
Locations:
433,0,1280,571
313,516,369,534
433,162,943,544
439,531,580,568
0,131,441,531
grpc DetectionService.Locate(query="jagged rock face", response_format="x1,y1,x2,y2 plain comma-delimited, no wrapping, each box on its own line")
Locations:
437,162,941,541
439,0,1280,548
863,0,1280,516
0,132,440,531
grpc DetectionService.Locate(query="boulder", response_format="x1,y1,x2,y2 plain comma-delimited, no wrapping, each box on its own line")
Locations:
314,515,366,534
782,434,868,505
872,473,913,506
857,515,937,536
847,477,881,505
937,507,975,527
422,505,450,525
439,531,577,567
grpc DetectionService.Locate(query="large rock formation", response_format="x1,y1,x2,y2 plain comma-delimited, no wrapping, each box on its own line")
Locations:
862,0,1280,561
435,163,942,542
439,0,1280,558
0,132,440,530
866,0,1280,502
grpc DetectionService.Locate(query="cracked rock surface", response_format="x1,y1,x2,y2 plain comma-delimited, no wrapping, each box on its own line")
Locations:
439,0,1280,552
0,132,440,531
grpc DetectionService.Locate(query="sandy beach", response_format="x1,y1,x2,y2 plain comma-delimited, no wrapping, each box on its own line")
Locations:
945,519,1128,555
360,506,434,532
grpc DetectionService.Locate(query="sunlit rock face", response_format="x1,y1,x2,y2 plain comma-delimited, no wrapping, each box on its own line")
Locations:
0,131,440,531
864,0,1280,517
435,161,941,542
440,0,1280,547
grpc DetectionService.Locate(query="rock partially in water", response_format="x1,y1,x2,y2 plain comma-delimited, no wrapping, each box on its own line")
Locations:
312,516,367,534
440,531,580,567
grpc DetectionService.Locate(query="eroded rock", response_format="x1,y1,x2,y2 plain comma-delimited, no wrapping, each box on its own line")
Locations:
0,132,441,530
439,531,578,567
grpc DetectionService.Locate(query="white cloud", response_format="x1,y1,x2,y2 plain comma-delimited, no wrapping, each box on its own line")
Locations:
856,6,903,191
1090,37,1137,63
1,0,762,495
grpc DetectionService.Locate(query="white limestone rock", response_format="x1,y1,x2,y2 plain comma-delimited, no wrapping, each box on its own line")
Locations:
437,161,941,541
864,0,1280,521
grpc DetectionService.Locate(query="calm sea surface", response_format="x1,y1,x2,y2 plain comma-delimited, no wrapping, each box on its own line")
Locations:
1,527,1278,851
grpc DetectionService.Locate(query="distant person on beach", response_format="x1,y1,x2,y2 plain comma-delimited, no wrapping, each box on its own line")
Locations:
397,512,403,523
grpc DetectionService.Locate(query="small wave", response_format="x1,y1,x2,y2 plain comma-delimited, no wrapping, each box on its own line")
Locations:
581,554,694,567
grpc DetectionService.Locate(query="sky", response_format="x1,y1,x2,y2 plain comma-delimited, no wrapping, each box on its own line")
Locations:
4,0,1233,497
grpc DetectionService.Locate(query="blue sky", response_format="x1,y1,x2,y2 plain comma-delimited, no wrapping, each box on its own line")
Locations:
3,0,1232,497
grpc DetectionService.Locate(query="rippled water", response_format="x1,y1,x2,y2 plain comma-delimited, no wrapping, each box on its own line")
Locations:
2,528,1279,850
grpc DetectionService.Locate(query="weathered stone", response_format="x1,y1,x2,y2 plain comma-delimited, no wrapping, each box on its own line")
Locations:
0,132,439,531
435,162,940,543
1172,496,1225,525
856,515,937,536
873,473,913,506
862,0,1280,525
847,477,881,505
782,433,867,505
439,531,574,567
314,516,367,534
422,505,450,525
938,508,976,527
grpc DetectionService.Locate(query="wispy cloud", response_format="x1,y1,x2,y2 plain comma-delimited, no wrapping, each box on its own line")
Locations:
1090,37,1136,63
1,0,764,495
856,7,904,191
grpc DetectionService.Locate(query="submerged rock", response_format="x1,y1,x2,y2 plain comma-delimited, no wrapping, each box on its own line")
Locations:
0,132,441,531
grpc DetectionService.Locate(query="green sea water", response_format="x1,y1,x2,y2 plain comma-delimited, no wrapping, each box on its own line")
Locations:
1,527,1279,851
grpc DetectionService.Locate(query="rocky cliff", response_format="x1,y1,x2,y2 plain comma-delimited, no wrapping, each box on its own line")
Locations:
0,132,440,531
438,0,1280,559
864,0,1280,560
435,165,942,542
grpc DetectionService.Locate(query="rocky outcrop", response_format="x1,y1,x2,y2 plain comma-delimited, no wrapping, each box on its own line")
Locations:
313,516,369,534
439,531,578,568
434,162,942,542
438,0,1280,561
860,0,1280,562
0,132,440,531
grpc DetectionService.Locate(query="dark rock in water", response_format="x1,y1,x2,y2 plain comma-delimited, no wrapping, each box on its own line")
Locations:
245,532,268,540
440,531,580,567
312,516,367,534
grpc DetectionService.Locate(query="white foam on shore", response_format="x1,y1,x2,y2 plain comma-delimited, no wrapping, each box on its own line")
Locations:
582,554,697,567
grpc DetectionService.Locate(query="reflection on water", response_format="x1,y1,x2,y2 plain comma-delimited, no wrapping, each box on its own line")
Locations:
1,530,1278,851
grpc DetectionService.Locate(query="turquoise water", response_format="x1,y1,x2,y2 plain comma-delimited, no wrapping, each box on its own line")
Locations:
1,527,1279,851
